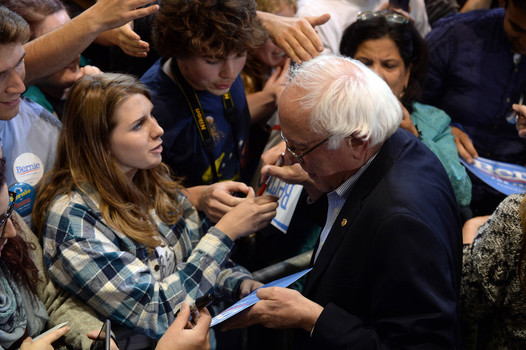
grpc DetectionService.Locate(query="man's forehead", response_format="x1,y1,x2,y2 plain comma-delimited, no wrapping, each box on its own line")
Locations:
278,88,303,124
278,89,319,145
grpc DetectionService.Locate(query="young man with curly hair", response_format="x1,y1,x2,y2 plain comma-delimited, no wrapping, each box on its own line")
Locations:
142,0,268,194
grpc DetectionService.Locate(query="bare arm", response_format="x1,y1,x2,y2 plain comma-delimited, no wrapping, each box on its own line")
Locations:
247,59,289,125
462,215,490,244
24,0,158,84
459,0,492,13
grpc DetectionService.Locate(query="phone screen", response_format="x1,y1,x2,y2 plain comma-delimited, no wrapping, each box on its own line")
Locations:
90,319,111,350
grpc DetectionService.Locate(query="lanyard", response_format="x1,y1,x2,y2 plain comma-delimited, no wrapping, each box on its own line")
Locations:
170,59,238,183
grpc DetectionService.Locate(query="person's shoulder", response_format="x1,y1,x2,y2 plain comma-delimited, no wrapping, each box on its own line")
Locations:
432,8,503,33
23,86,55,115
18,97,61,129
385,129,451,178
411,102,451,127
496,193,525,215
140,58,165,87
48,189,96,219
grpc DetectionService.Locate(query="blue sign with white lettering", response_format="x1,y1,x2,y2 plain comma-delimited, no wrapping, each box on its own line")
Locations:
461,157,526,195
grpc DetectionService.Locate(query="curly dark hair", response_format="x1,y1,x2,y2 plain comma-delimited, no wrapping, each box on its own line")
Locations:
152,0,268,59
340,15,429,113
0,157,40,295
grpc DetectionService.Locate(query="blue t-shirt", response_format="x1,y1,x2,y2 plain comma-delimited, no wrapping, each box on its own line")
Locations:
141,59,250,187
0,98,61,225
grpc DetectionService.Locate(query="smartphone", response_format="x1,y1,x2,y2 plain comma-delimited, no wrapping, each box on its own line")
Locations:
174,294,214,318
389,0,409,12
90,319,111,350
33,322,68,341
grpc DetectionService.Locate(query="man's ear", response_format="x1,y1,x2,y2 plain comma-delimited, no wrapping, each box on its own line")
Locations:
349,137,369,160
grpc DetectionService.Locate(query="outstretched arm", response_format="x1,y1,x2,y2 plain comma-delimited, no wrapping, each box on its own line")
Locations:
24,0,158,84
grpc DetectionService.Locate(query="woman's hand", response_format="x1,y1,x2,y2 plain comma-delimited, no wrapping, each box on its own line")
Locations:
214,188,278,241
399,103,419,137
86,328,118,350
451,126,478,164
21,326,70,350
238,279,263,299
156,302,211,350
185,182,251,223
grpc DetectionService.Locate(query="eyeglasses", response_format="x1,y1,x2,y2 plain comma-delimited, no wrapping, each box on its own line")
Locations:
0,192,15,238
281,131,330,164
356,10,409,24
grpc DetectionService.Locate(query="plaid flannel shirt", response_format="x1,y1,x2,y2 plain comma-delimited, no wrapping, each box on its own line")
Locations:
42,188,251,339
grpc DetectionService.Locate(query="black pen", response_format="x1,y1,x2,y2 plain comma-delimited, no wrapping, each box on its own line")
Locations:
515,94,524,123
174,294,214,318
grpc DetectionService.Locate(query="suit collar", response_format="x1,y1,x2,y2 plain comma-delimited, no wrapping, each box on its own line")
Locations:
302,129,409,295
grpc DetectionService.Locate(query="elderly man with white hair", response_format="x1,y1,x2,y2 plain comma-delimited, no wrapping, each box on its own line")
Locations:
224,54,462,349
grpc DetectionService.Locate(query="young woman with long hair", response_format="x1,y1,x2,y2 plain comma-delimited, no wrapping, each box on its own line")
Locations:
33,73,278,349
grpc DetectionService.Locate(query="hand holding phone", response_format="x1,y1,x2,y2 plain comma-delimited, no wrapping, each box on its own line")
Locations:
90,320,111,350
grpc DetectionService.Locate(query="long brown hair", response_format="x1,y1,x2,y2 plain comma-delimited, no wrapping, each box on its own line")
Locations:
0,157,39,294
34,73,183,247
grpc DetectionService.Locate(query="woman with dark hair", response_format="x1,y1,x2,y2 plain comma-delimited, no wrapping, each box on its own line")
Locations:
461,190,526,348
0,153,105,349
34,73,278,349
340,11,472,214
459,103,526,348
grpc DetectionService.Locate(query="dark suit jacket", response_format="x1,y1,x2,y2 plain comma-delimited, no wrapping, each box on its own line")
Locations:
297,129,462,349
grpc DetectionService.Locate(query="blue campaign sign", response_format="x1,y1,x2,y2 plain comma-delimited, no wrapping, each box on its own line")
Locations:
210,268,312,327
461,157,526,195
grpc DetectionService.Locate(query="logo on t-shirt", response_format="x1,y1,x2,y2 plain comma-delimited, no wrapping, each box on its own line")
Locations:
13,152,44,186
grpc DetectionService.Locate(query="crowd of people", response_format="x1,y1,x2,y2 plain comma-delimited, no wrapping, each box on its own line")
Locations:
1,0,526,349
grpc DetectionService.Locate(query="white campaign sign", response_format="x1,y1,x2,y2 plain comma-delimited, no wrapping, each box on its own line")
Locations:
263,176,303,233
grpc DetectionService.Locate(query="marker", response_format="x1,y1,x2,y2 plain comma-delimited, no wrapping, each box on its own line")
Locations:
33,322,69,341
515,94,524,123
174,294,214,318
257,152,285,196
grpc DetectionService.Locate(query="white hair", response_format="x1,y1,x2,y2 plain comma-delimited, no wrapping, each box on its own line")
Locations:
285,54,402,149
